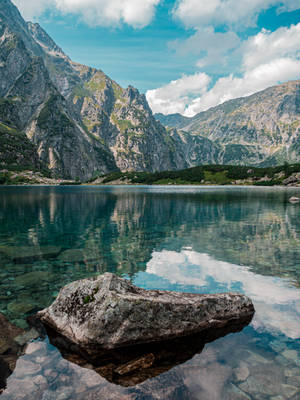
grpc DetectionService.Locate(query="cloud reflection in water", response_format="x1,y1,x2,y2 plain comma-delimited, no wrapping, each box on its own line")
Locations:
145,250,300,339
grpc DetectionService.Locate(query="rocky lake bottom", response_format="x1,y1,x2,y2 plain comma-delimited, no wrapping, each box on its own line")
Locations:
0,185,300,400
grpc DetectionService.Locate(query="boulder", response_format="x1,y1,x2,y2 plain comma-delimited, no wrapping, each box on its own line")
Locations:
289,196,300,203
37,273,255,351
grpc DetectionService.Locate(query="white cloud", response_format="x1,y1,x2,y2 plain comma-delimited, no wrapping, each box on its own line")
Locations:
148,23,300,116
170,27,240,68
243,24,300,70
146,250,300,338
13,0,53,20
185,58,300,116
146,72,211,115
173,0,300,29
13,0,161,28
279,0,300,11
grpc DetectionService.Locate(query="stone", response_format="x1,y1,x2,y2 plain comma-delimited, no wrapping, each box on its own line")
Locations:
15,271,53,286
14,328,39,346
59,249,98,263
25,341,47,356
14,358,42,377
238,364,284,397
0,313,25,391
225,383,251,400
38,273,255,351
233,363,250,382
32,375,48,390
0,246,61,263
7,299,36,315
289,196,300,203
287,375,300,386
282,349,299,365
281,384,298,398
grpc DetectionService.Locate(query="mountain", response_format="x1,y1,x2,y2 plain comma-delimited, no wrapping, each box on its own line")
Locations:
155,80,300,166
1,0,300,179
0,0,186,180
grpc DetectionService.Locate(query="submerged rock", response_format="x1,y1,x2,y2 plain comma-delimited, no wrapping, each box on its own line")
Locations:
289,196,300,203
37,273,254,351
0,313,25,391
0,246,61,263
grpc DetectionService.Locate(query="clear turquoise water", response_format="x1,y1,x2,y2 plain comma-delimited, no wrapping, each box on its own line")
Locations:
0,186,300,399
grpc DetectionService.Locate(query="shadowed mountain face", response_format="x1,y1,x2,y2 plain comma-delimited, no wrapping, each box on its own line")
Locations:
155,80,300,167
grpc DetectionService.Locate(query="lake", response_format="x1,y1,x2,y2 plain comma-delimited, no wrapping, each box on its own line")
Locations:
0,185,300,400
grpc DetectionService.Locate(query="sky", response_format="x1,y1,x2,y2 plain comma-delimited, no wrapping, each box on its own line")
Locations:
13,0,300,117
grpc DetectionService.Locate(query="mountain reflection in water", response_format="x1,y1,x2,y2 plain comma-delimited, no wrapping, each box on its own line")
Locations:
0,186,300,400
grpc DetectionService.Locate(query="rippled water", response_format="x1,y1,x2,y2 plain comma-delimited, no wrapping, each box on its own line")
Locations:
0,185,300,400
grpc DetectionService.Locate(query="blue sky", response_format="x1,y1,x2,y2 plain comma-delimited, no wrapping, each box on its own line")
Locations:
13,0,300,116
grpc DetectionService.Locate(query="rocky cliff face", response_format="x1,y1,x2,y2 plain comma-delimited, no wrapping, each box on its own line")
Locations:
156,80,300,167
2,0,300,177
0,0,184,179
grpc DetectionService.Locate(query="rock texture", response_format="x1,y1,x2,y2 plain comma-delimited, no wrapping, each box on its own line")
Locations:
156,79,300,167
0,0,185,180
37,273,254,351
1,0,300,179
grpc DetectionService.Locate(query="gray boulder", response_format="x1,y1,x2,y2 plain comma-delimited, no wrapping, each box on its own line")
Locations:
37,273,254,350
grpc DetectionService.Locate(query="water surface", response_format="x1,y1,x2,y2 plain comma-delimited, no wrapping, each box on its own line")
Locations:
0,186,300,399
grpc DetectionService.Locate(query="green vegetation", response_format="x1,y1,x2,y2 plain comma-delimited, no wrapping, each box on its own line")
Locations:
111,114,135,133
112,82,123,100
90,163,300,186
0,121,46,173
37,95,74,134
85,79,106,92
83,287,99,304
73,85,92,99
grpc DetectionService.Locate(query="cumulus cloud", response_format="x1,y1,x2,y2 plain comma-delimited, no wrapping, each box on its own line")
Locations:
170,27,240,68
13,0,161,28
242,24,300,70
146,72,211,115
173,0,300,29
147,23,300,116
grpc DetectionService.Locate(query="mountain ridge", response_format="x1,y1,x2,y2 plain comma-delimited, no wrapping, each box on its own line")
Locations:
0,0,185,179
155,79,300,166
1,0,300,178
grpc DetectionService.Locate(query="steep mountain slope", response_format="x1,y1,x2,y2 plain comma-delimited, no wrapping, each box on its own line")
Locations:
0,0,185,179
156,80,300,166
2,0,300,177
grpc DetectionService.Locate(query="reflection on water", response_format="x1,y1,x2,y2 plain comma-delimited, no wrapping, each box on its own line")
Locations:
44,316,252,387
0,186,300,399
145,251,300,339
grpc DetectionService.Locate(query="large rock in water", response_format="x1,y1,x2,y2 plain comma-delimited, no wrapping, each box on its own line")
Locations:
37,273,254,350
